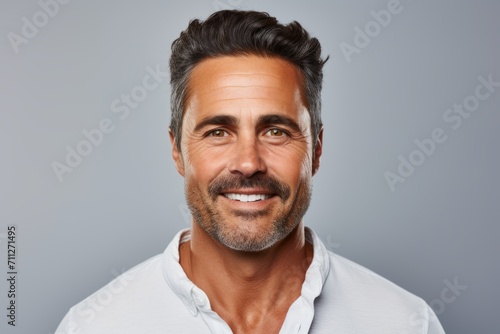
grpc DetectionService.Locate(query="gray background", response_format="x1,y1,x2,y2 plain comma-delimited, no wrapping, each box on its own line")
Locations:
1,0,498,333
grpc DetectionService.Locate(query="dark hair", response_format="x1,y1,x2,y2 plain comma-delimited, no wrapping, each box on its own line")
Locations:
169,10,328,150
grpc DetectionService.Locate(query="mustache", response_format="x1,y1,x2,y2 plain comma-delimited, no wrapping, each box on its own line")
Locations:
208,174,291,201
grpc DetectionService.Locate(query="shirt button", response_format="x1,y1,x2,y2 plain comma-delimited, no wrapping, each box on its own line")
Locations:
191,288,207,307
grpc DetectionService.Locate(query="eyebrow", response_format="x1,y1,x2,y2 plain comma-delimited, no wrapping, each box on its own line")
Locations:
193,115,239,133
257,114,302,133
193,114,303,133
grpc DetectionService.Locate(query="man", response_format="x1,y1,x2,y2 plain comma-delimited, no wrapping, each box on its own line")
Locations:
56,10,445,334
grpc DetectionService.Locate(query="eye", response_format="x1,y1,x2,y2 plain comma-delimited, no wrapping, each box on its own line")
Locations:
208,129,227,137
267,128,285,137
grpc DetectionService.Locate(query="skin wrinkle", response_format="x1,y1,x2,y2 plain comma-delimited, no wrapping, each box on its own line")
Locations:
197,94,300,103
182,55,308,122
193,114,306,137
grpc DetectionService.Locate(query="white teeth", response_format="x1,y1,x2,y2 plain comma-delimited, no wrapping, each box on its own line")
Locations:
224,193,270,202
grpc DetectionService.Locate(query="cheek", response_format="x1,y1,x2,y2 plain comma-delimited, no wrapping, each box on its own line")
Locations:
183,142,227,182
266,144,312,181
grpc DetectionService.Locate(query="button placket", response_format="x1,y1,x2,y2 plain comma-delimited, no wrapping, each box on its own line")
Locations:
190,287,209,309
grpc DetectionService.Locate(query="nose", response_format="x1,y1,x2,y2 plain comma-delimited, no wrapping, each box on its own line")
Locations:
227,135,266,177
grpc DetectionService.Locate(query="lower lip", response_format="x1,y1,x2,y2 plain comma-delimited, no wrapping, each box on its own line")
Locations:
219,194,277,209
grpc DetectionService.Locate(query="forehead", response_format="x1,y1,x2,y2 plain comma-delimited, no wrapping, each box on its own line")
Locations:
185,55,307,118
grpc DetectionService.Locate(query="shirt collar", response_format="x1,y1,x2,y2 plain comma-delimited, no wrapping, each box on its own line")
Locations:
302,227,331,303
162,227,330,319
161,228,200,316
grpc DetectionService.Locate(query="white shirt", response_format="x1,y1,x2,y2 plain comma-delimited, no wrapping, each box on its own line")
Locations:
55,228,445,333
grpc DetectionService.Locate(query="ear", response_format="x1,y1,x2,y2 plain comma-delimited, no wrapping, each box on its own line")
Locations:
312,127,323,176
169,129,185,176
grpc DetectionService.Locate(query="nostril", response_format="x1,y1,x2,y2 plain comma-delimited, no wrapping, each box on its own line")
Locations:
228,142,266,176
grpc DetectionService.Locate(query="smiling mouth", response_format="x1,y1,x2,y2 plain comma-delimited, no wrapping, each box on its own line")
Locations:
223,193,272,202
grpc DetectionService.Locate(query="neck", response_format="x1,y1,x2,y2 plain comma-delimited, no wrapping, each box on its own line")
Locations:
179,222,313,333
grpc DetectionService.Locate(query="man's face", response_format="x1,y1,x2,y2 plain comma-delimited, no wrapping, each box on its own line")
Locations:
170,55,322,252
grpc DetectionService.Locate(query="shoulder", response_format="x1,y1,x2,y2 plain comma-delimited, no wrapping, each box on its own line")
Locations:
55,229,208,334
55,254,185,334
311,251,444,333
326,251,425,306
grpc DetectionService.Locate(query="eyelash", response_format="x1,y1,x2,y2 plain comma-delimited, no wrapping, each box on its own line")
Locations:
266,128,286,137
205,128,289,138
207,129,227,137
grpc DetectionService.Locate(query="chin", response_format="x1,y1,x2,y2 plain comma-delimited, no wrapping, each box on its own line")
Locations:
209,216,297,252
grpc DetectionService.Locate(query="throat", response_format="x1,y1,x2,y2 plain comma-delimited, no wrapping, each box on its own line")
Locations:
179,225,314,333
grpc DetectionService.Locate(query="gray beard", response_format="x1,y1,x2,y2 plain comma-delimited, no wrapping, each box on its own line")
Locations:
186,175,312,252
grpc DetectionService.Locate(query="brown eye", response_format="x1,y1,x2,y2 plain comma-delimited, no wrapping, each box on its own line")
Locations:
210,129,226,137
268,128,284,136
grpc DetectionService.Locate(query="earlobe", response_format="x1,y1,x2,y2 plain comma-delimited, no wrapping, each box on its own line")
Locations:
169,129,185,176
312,127,323,176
